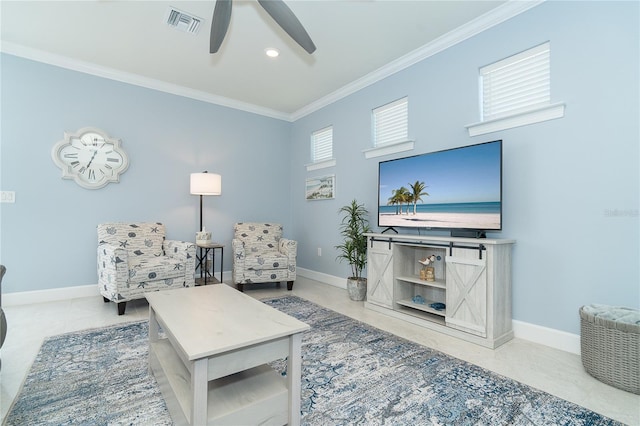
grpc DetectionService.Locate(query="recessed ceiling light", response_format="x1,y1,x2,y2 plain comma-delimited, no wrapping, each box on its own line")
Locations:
265,48,280,58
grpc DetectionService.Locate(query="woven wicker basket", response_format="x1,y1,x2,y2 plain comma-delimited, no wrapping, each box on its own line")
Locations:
580,305,640,394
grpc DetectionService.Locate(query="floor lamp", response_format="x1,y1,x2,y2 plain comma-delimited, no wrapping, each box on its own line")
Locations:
190,171,222,232
191,171,222,283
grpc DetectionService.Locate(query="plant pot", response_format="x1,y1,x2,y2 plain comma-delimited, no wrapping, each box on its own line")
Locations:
347,277,367,301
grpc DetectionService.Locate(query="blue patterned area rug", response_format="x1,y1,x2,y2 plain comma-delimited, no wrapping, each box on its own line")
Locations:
4,296,622,425
264,297,622,425
3,320,172,426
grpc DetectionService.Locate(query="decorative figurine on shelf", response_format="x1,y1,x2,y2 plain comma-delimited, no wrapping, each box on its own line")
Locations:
418,255,437,281
412,294,426,305
430,302,446,311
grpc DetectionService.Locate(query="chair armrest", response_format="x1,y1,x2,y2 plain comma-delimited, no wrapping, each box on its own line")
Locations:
279,238,297,261
97,243,129,283
165,240,196,277
232,239,246,284
165,240,196,261
232,239,246,261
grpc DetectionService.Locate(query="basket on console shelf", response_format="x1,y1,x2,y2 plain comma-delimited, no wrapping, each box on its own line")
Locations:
579,304,640,394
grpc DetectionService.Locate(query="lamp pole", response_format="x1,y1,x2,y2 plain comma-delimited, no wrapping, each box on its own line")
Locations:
199,193,204,232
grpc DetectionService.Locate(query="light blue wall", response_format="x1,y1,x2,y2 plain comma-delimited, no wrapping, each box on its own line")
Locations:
1,1,637,335
0,54,292,292
290,1,639,334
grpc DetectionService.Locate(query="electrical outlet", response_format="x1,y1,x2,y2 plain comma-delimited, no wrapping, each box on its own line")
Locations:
1,191,15,203
317,247,322,256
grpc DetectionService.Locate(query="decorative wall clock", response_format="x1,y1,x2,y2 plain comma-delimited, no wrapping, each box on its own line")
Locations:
51,127,129,189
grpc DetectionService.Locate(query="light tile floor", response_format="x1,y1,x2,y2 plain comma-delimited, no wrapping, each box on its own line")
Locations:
1,277,638,424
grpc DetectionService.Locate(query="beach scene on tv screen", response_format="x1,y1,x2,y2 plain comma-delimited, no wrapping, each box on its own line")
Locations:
379,142,501,230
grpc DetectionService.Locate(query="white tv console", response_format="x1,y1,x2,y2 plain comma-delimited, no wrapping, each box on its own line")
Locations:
364,233,515,349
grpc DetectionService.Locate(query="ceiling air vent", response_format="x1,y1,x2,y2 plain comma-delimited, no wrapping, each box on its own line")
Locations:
165,7,202,35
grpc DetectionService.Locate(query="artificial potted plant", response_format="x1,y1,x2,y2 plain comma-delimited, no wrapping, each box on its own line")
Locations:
335,199,371,301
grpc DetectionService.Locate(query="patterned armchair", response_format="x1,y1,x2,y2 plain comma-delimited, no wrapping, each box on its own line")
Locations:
97,222,196,315
232,222,297,292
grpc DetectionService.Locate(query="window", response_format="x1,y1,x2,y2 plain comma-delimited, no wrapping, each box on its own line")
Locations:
372,97,408,147
467,41,564,137
480,42,550,121
311,126,333,163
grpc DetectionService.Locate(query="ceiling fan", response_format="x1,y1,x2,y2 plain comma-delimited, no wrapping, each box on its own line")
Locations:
209,0,316,54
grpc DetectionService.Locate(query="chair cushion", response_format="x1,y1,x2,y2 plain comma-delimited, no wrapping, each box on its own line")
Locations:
128,256,187,284
244,251,289,271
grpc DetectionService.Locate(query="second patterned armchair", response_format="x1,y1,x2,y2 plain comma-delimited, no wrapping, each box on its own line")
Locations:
97,222,196,315
232,222,297,292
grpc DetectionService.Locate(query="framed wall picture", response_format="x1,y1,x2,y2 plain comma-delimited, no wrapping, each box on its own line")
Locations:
305,174,335,200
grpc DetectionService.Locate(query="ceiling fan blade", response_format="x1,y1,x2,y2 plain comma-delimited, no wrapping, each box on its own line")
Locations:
210,0,232,54
257,0,316,54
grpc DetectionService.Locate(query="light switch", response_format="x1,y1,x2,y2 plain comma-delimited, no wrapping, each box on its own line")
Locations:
0,191,15,203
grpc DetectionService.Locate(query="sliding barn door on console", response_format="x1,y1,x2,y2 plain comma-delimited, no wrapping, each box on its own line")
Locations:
445,252,488,337
367,241,394,308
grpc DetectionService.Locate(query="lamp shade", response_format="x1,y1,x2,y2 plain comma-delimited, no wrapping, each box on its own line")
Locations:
190,172,222,195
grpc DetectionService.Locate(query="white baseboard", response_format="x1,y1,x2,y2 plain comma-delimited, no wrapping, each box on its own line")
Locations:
512,319,580,355
3,268,580,355
297,267,346,289
3,284,100,306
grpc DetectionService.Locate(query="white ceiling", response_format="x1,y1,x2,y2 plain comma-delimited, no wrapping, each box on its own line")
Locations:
0,1,540,120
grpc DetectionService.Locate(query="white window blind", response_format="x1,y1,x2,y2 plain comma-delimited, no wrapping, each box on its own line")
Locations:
311,126,333,162
480,42,550,121
373,97,408,147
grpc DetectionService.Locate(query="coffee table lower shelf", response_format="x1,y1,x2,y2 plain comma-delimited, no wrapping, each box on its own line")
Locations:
149,339,288,426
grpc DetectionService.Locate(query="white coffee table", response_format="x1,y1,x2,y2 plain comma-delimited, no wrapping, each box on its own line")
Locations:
146,285,310,425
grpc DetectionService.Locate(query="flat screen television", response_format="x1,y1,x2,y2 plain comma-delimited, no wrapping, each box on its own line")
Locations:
378,140,502,237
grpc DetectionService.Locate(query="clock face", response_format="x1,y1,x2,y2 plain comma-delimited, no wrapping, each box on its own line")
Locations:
52,128,129,189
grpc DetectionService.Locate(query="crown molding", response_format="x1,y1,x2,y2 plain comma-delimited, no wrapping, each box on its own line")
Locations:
290,0,545,121
0,41,291,122
1,0,543,123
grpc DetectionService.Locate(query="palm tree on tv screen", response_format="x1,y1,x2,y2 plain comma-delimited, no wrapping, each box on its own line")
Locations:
409,180,429,215
387,193,400,214
388,186,411,215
